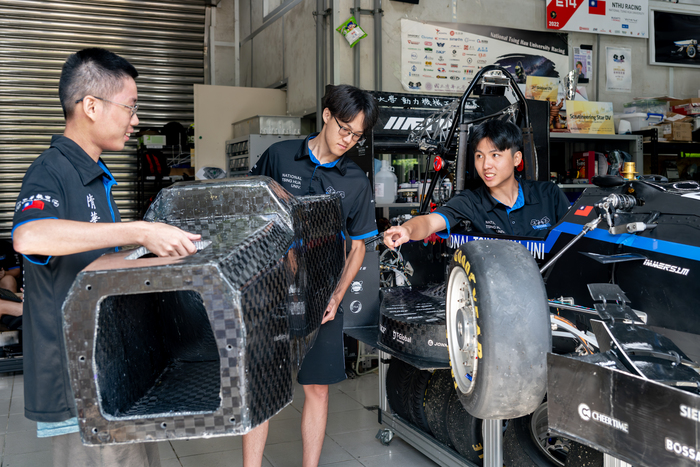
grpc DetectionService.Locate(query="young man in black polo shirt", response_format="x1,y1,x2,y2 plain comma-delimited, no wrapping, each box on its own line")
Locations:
384,120,569,248
12,48,200,467
245,85,379,467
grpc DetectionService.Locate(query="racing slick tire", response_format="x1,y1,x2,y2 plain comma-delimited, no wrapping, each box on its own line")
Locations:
687,45,697,58
446,240,551,419
386,358,417,422
446,390,484,465
409,369,433,435
424,369,456,448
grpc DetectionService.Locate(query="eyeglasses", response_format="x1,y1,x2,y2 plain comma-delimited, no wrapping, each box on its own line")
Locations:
75,96,139,118
333,116,363,141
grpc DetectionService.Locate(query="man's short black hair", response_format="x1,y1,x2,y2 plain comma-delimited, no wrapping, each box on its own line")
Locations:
59,48,138,119
469,119,522,155
322,85,379,134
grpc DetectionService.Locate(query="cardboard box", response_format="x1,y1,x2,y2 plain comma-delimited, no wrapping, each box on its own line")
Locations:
655,121,693,141
653,113,694,141
669,98,700,116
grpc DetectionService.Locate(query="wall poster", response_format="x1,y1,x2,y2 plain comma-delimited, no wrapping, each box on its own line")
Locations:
546,0,648,37
400,19,568,94
606,46,632,92
649,2,700,68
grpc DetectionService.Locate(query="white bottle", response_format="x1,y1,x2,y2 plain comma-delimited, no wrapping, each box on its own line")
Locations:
374,160,397,204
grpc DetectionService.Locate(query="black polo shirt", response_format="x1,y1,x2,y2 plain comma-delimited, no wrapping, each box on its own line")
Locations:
435,179,569,238
12,135,120,423
250,133,378,241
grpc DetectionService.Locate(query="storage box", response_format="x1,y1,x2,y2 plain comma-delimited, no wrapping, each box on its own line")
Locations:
232,115,301,138
614,113,664,133
655,121,693,141
669,98,700,116
623,99,668,115
652,112,694,142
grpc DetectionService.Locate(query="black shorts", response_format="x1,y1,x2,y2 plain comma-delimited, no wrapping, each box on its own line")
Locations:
297,306,346,385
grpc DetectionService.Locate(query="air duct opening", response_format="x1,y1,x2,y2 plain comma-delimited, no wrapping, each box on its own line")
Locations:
94,290,221,419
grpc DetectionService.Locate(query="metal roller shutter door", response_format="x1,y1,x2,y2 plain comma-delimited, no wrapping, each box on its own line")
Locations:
0,0,206,238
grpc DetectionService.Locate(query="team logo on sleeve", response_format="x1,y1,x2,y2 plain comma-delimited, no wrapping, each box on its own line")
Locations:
22,200,44,211
16,194,59,212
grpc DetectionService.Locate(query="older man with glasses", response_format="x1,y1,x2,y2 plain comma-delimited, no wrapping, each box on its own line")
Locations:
12,47,201,467
245,84,379,467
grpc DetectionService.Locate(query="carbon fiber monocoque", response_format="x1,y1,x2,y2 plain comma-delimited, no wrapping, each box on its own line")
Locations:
62,177,345,445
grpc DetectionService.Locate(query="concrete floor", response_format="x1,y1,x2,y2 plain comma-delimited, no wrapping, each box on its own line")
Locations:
0,371,439,467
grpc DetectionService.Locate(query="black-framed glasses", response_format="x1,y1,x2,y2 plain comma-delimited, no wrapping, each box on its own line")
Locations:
75,96,139,118
333,116,363,141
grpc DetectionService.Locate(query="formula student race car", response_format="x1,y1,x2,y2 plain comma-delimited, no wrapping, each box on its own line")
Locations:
673,39,699,59
376,66,700,467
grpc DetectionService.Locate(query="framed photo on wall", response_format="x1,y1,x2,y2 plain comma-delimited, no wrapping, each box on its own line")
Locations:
649,0,700,67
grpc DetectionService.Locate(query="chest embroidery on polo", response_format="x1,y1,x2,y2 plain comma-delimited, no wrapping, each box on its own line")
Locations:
326,186,345,198
530,216,551,230
87,194,100,223
484,220,505,234
281,173,302,190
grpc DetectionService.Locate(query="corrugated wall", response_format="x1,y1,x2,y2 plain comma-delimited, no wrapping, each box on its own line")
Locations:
0,0,206,238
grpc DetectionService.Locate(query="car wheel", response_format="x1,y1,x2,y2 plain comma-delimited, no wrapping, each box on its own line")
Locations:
409,369,433,434
446,240,550,419
446,390,484,465
504,402,603,467
385,358,416,422
424,369,455,448
687,46,697,58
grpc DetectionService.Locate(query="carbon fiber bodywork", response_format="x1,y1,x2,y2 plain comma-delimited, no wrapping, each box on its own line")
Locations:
62,177,345,445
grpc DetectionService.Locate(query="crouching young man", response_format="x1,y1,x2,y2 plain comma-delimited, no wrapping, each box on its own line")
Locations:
384,119,569,249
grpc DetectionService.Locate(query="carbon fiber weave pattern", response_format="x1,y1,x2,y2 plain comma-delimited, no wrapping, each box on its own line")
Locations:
62,177,345,444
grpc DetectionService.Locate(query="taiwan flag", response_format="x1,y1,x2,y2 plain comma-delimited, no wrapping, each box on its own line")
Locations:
589,0,606,15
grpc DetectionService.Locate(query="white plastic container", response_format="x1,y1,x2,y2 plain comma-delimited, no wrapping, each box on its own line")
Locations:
375,160,397,204
614,112,664,133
